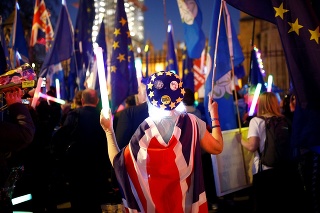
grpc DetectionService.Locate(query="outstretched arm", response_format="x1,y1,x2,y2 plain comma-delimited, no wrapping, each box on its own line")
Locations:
100,109,120,166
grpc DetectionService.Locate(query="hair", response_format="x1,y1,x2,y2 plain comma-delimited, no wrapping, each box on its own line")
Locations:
74,90,83,107
81,89,98,105
183,88,195,106
125,95,136,107
257,92,282,117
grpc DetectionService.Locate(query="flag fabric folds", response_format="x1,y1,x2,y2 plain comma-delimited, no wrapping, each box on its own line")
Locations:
176,0,206,59
0,24,10,74
47,63,67,100
10,2,29,68
114,115,208,212
30,0,53,50
225,0,320,110
204,0,244,130
225,0,320,148
110,0,138,113
0,40,7,75
73,0,95,90
165,21,179,76
182,46,194,91
96,18,107,73
39,2,74,77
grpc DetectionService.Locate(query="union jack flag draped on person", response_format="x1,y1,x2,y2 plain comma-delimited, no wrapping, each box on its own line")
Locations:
113,115,208,212
110,0,138,113
30,0,53,51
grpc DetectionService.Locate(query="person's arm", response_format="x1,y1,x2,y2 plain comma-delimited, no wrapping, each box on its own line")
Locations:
201,95,223,154
236,118,260,152
100,109,120,166
0,88,35,151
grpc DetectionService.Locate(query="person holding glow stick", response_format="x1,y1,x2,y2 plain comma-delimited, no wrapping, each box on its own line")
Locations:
236,92,305,213
100,71,223,212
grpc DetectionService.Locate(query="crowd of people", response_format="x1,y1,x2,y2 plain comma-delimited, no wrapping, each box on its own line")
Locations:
0,70,319,213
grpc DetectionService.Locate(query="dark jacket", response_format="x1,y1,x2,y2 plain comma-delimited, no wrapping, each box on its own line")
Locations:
0,103,35,187
113,102,149,149
62,106,113,211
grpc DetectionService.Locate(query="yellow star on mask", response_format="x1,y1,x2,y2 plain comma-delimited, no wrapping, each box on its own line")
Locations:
176,97,183,103
288,18,303,35
147,82,153,89
169,102,176,109
152,99,158,106
148,91,154,98
309,26,320,44
274,3,289,19
181,88,186,96
160,103,167,110
151,75,156,81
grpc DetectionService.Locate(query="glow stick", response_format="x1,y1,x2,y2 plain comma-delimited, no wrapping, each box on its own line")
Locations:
12,193,32,205
94,46,109,118
31,77,43,109
267,75,273,92
249,83,262,116
55,78,61,99
39,92,66,105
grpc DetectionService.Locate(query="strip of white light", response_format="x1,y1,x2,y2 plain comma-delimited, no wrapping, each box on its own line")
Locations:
12,193,32,205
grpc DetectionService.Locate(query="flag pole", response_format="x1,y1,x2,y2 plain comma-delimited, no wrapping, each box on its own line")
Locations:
223,1,242,131
211,0,223,96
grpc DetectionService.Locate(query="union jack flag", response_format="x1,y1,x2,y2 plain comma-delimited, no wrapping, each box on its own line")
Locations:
114,114,208,213
30,0,53,51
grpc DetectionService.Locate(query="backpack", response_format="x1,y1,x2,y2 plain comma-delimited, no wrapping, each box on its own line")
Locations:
258,116,293,167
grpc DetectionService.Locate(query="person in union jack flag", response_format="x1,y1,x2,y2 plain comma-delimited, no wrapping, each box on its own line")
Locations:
100,71,223,213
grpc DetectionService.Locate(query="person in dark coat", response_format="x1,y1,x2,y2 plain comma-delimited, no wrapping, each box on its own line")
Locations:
0,88,35,213
113,101,149,150
61,88,113,213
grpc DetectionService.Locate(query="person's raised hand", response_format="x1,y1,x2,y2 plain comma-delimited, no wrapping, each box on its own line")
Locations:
4,87,23,106
100,108,113,132
208,94,219,119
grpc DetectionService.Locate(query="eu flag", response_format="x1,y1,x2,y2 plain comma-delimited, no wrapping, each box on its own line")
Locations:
165,21,179,76
10,2,29,68
176,0,205,59
225,0,320,148
110,0,138,113
39,2,73,76
73,0,95,90
182,46,194,91
204,0,244,130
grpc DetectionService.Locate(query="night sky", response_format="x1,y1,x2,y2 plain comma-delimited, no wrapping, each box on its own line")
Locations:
67,0,240,51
